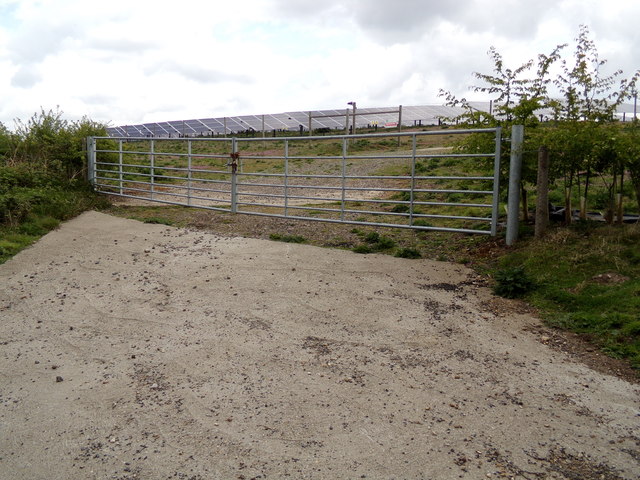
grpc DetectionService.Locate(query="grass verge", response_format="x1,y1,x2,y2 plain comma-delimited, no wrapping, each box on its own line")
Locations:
0,177,110,264
490,222,640,368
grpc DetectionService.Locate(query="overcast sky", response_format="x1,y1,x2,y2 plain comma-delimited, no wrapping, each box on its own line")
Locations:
1,0,638,128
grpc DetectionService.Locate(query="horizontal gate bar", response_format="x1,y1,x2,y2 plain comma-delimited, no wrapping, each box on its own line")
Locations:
89,127,503,235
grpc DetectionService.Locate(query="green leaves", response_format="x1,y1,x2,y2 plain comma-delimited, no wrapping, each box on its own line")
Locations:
1,107,108,180
492,266,535,298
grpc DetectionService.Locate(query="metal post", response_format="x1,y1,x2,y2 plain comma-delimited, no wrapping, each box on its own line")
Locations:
118,139,123,195
490,127,502,236
397,105,403,146
341,138,347,220
284,140,289,216
224,117,227,137
231,138,238,213
409,134,417,225
86,137,96,187
352,103,357,134
150,139,155,200
345,108,350,135
506,125,524,246
187,140,192,206
308,112,312,136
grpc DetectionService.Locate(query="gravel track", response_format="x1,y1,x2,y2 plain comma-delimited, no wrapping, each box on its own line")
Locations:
0,211,638,479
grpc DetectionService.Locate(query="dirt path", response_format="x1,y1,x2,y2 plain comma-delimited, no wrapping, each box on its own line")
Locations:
0,211,638,479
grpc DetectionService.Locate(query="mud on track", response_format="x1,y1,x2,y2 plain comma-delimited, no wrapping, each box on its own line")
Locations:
1,211,638,479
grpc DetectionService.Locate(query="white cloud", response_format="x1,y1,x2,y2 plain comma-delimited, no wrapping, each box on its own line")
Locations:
0,0,637,127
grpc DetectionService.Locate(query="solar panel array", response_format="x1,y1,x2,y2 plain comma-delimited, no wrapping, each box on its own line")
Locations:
106,101,638,138
105,103,490,138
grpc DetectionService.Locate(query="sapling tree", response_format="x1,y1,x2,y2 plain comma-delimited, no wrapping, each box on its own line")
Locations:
439,44,563,219
441,25,640,227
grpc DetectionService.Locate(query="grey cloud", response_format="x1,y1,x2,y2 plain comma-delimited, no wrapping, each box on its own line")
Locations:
11,65,41,88
272,0,555,44
89,38,156,53
271,0,473,43
9,21,82,63
144,61,252,84
79,94,117,105
350,0,473,42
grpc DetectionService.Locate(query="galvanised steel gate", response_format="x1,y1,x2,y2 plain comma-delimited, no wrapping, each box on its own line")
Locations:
88,128,502,235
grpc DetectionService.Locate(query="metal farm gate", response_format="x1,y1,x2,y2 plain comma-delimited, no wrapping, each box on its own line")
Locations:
87,127,505,235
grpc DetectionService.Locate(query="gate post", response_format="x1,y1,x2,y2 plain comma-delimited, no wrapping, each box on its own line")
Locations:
490,127,502,236
506,125,524,246
86,136,96,188
230,138,239,213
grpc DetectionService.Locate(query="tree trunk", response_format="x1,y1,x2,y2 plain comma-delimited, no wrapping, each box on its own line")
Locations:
535,146,549,238
616,193,624,224
564,187,572,225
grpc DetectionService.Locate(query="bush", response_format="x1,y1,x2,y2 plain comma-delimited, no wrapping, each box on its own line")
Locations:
376,236,396,250
269,233,306,243
395,247,422,259
492,266,535,298
352,231,396,254
364,231,380,243
144,217,173,226
4,108,107,180
18,216,60,236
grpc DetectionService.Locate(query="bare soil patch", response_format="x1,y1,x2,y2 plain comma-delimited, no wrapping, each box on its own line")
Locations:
1,211,638,479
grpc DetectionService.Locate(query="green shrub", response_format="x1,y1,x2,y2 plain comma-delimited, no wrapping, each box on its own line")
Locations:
492,266,535,298
144,217,173,225
18,216,60,236
352,244,372,254
376,236,396,250
269,233,306,243
395,247,422,259
364,231,380,243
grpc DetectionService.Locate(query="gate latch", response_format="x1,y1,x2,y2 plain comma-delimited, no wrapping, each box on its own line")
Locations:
228,152,239,174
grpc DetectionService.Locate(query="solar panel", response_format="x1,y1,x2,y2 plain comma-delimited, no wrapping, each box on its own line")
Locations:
104,103,638,137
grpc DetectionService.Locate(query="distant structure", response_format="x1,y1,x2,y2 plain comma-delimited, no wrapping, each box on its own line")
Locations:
106,102,639,138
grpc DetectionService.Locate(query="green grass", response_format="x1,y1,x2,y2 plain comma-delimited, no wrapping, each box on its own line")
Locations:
143,217,174,225
0,233,38,263
395,247,422,259
269,233,306,243
352,230,397,253
492,223,640,367
0,166,110,264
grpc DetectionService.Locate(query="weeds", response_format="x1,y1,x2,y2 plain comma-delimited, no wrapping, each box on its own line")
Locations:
144,217,174,225
492,266,535,298
352,230,397,253
269,233,306,243
395,247,422,259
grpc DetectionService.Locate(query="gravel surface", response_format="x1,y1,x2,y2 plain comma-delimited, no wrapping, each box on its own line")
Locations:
0,211,638,479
